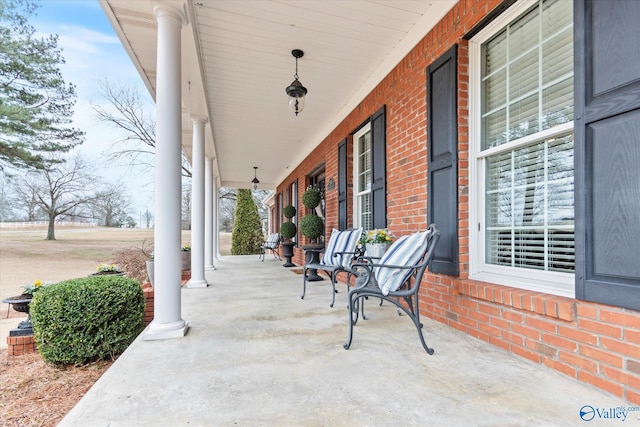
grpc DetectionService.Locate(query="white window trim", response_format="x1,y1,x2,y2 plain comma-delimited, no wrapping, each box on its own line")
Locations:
468,0,575,298
352,123,371,229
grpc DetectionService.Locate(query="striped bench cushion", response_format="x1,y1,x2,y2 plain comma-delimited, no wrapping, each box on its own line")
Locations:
264,233,280,249
376,230,430,296
320,228,362,268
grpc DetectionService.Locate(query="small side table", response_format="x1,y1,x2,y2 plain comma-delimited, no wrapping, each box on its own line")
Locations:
302,244,324,281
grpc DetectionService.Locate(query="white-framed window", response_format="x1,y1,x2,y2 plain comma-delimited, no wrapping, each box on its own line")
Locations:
353,124,372,230
469,0,575,297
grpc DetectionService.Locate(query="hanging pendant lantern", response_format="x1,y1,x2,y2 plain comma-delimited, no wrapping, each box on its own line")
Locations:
285,49,307,116
251,166,260,190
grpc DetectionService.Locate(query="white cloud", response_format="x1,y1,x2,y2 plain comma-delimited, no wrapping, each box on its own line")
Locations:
57,26,120,56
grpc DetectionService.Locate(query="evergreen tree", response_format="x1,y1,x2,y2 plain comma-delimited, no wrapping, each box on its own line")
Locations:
231,189,263,255
0,0,84,171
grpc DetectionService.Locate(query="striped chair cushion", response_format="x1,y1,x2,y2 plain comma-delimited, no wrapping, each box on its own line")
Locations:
376,230,430,296
320,228,362,268
264,233,280,249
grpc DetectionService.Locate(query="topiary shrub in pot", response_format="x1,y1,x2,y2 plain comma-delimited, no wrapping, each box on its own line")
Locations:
302,185,321,210
280,205,297,267
30,275,144,366
300,213,324,243
280,205,297,242
301,185,324,244
280,221,297,241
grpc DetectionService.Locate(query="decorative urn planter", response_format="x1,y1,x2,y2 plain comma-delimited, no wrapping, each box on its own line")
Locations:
281,242,296,267
302,244,324,281
2,294,34,332
90,263,125,277
89,271,126,277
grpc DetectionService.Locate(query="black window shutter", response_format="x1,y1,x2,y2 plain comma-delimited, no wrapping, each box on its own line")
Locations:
337,138,348,230
371,105,387,229
427,44,459,276
575,0,640,310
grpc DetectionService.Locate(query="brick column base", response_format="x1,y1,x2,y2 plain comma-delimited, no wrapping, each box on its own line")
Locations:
7,335,36,356
142,283,154,327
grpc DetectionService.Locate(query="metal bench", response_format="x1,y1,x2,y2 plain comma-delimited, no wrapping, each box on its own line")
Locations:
344,224,440,354
301,228,362,307
259,233,281,261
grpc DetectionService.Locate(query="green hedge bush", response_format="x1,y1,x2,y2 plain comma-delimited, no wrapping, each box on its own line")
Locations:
30,276,144,366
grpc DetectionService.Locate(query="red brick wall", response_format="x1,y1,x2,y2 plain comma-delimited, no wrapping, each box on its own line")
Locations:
277,0,640,405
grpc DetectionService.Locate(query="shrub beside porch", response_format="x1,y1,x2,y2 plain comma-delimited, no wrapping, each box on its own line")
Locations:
6,270,190,357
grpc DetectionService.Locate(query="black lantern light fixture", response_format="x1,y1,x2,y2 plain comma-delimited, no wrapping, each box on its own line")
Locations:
251,166,260,190
285,49,307,116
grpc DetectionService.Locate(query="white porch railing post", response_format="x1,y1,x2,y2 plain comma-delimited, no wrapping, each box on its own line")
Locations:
145,4,188,340
187,117,208,288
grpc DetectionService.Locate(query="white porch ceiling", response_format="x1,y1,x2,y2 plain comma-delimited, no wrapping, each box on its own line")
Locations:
101,0,456,189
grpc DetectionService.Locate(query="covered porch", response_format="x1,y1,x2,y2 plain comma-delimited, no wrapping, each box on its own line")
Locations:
59,256,632,426
97,0,640,407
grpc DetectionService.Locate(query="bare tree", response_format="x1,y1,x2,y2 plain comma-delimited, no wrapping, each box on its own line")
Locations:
14,156,100,239
93,79,192,177
92,182,132,227
142,208,153,228
219,187,236,232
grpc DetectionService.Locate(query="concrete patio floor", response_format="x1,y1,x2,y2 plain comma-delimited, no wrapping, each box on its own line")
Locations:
60,255,636,426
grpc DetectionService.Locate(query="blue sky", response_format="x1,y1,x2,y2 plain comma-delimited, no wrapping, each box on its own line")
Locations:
30,0,156,220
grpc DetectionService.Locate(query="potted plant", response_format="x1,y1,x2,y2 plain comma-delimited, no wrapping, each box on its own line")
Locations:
1,279,54,332
89,263,125,276
139,240,155,287
181,245,191,271
300,214,324,243
302,185,322,212
360,228,395,258
300,185,324,244
300,185,325,280
280,205,297,267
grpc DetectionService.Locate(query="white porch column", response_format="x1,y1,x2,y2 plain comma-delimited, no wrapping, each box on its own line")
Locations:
204,157,215,270
187,117,208,288
145,4,188,340
214,179,220,260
